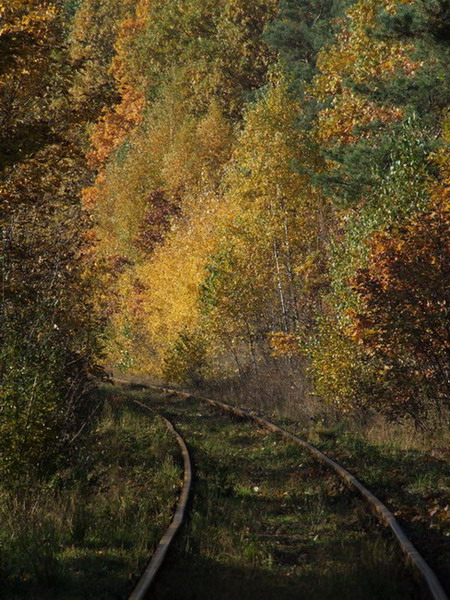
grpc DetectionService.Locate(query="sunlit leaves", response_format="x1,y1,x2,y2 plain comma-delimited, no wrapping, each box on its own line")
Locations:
77,0,449,424
311,0,416,146
351,198,450,418
198,75,330,369
87,0,147,169
68,0,136,118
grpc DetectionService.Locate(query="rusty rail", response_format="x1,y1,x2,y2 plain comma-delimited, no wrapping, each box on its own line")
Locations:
147,384,448,600
127,397,192,600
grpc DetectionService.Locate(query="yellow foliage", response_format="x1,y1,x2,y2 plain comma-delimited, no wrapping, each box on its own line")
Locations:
107,188,232,373
68,0,137,109
0,1,56,35
311,0,417,146
310,311,367,410
92,92,236,372
200,74,331,361
87,0,150,169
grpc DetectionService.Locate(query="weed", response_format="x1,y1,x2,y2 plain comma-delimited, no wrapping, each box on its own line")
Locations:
0,385,181,599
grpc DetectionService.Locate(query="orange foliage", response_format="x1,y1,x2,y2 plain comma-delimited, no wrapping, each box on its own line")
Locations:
351,184,450,414
87,0,150,169
269,332,301,358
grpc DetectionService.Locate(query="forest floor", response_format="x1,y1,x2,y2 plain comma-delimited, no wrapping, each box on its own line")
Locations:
298,419,450,595
204,374,450,596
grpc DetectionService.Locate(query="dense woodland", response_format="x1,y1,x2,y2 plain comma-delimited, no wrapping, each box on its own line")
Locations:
1,0,449,488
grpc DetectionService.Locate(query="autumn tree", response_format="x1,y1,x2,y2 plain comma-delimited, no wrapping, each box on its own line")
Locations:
80,0,277,375
69,0,137,121
72,0,449,426
350,145,450,421
198,75,330,378
0,0,104,486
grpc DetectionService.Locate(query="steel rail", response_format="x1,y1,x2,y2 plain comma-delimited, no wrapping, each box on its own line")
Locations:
146,384,449,600
126,396,192,600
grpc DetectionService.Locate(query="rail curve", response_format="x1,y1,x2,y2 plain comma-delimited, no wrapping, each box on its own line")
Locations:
145,383,448,600
126,396,192,600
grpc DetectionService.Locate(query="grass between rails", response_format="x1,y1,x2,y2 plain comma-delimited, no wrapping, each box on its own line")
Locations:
143,390,420,600
302,420,450,595
207,374,450,595
0,385,181,600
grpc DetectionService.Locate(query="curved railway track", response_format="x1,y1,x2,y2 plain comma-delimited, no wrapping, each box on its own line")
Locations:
127,397,192,600
116,379,448,600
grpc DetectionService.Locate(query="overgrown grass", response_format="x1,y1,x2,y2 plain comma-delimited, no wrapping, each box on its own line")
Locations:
0,385,181,599
302,418,450,594
144,391,419,600
200,364,450,594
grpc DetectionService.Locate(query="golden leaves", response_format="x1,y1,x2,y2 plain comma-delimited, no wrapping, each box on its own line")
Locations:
88,90,145,169
0,1,56,38
268,332,300,358
86,0,150,170
311,0,417,147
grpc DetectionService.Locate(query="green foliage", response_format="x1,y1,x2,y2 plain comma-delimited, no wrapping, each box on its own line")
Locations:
327,120,430,314
0,144,104,485
310,128,448,417
264,0,352,90
163,332,208,386
311,0,450,205
374,0,450,122
316,116,436,206
63,0,82,20
297,0,450,418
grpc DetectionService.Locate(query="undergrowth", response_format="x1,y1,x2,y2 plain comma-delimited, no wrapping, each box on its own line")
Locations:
201,368,450,595
0,385,181,599
302,417,450,594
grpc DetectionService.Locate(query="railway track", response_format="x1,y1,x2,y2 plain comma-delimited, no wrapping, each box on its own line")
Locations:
116,380,448,600
127,398,192,600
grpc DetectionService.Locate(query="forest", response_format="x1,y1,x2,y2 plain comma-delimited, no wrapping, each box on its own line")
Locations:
0,0,449,597
80,0,449,426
